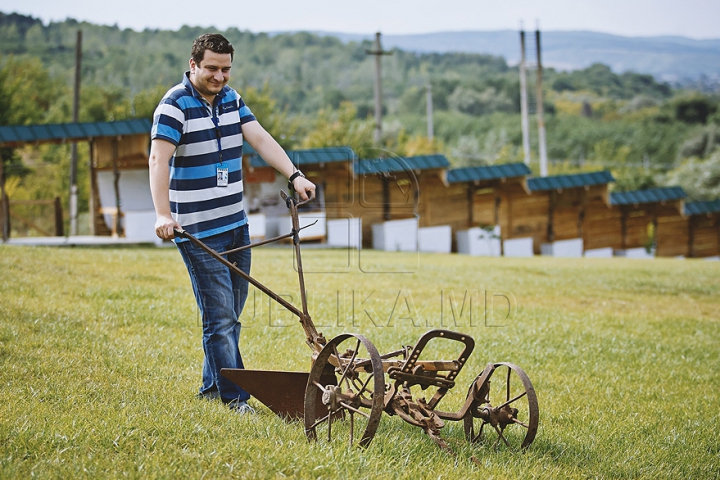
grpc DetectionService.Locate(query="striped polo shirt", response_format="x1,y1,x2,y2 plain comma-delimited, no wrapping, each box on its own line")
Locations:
151,72,256,241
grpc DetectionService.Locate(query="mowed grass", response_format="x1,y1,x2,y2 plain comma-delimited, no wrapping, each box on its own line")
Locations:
1,244,719,479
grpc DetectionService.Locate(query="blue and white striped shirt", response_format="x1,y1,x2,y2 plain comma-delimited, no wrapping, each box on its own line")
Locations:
151,72,256,240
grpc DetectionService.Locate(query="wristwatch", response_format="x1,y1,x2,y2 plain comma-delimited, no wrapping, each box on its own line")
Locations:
288,170,305,191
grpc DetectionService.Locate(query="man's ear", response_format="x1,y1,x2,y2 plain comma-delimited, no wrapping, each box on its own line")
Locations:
189,58,196,73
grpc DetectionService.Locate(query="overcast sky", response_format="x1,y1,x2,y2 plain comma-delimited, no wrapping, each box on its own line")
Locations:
3,0,719,39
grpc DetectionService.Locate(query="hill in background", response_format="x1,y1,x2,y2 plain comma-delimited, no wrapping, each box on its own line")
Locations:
311,30,720,89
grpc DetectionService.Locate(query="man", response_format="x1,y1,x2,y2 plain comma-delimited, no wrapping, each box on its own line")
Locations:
149,33,315,413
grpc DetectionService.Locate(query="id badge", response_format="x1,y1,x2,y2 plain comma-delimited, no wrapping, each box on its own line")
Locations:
216,167,229,187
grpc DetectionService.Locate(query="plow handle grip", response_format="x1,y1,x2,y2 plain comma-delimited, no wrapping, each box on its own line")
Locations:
281,189,315,210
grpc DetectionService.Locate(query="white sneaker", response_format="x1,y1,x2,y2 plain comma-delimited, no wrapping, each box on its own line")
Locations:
229,399,255,415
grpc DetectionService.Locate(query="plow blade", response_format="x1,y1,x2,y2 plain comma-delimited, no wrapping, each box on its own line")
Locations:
221,369,334,420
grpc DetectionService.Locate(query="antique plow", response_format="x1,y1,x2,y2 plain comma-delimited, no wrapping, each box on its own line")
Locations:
175,191,539,456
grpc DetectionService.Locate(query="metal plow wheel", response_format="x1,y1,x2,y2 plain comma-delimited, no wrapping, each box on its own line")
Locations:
463,362,539,450
304,333,385,448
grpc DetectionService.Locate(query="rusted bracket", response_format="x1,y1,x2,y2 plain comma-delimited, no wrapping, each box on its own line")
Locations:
433,363,495,421
387,329,474,410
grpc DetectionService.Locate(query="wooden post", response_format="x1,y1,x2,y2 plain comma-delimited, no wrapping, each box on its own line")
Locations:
467,184,475,227
112,137,122,237
88,139,96,235
578,188,587,240
382,174,391,221
547,190,556,242
54,197,64,236
69,29,82,236
620,207,627,250
503,189,511,256
650,205,658,254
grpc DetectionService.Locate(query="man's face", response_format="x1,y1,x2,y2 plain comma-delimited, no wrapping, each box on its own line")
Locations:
189,50,232,102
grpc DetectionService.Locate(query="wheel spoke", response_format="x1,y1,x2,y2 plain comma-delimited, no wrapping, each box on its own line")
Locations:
512,418,529,429
351,376,364,393
339,401,371,419
493,425,511,448
337,339,361,388
308,413,330,431
327,409,332,442
472,421,487,443
355,372,375,399
331,344,342,374
497,390,527,410
349,412,354,446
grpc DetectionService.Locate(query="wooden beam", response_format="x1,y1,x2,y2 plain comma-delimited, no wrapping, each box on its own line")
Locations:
621,206,627,250
547,190,556,242
467,184,474,227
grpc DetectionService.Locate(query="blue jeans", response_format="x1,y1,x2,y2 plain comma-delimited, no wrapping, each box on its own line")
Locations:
177,225,252,403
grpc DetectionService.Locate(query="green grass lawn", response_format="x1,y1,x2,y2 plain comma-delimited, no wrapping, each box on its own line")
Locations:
1,245,719,479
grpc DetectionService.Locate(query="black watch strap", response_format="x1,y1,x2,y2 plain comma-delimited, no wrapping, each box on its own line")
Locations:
288,170,304,191
288,170,304,183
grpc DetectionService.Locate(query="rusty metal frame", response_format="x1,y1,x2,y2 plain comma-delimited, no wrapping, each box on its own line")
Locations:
176,191,539,460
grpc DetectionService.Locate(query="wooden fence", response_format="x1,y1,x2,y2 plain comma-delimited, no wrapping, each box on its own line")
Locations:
0,197,64,240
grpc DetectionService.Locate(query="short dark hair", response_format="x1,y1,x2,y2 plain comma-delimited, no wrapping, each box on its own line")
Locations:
191,33,234,65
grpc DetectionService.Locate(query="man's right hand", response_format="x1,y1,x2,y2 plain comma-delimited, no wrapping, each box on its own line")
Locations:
292,176,316,201
155,215,181,240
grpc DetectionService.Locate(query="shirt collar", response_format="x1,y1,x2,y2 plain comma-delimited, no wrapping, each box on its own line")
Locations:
182,71,227,106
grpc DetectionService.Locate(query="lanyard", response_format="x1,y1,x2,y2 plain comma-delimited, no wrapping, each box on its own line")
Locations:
211,107,224,167
211,105,229,187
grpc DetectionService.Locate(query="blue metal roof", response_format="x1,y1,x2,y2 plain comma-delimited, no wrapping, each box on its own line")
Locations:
610,186,687,205
0,119,152,147
355,154,450,175
684,199,720,215
447,162,532,183
249,146,356,167
527,170,614,191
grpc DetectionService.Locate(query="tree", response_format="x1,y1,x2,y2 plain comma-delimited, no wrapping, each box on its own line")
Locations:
239,83,299,150
0,56,63,180
0,55,62,125
663,150,720,201
300,102,374,159
401,136,443,157
132,84,170,120
447,86,513,116
80,85,132,122
667,93,719,124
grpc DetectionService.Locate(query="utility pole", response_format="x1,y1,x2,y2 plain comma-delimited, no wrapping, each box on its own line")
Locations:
535,27,548,177
519,29,531,166
426,83,434,141
366,32,392,144
69,29,82,235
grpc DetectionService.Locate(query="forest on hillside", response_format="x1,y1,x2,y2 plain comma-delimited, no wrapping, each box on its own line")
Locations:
1,11,719,223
